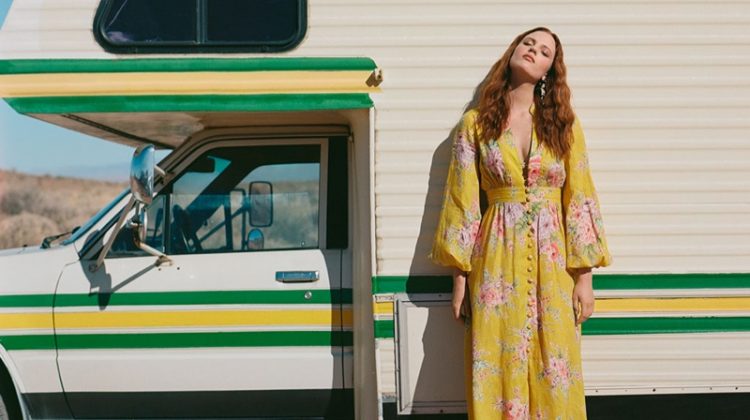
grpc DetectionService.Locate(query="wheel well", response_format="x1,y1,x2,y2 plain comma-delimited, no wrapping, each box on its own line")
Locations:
0,360,22,420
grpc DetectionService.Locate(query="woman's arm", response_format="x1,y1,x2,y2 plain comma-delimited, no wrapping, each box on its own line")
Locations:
451,268,468,321
570,267,594,325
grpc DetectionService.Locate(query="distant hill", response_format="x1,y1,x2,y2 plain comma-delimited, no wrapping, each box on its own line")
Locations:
0,170,127,249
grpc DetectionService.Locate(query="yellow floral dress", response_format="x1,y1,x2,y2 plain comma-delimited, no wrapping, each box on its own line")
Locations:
430,108,612,419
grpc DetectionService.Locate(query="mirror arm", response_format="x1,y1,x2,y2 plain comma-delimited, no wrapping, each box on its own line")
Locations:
135,242,172,267
155,165,166,177
91,196,135,272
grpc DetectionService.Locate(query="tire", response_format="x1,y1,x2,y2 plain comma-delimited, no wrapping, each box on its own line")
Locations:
0,395,10,420
0,364,21,420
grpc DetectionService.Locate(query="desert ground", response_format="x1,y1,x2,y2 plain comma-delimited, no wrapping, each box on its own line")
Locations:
0,169,126,249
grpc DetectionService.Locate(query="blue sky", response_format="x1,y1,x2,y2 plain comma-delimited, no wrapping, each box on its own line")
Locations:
0,0,134,181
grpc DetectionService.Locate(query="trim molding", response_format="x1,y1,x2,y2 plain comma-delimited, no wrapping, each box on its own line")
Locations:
1,330,354,351
5,93,374,114
0,58,377,75
372,273,750,294
0,289,353,308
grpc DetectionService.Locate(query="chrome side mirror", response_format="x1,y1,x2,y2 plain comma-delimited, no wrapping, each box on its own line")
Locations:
92,145,168,272
131,145,155,205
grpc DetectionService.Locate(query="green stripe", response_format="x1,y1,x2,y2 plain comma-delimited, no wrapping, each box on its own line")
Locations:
5,94,373,114
0,335,56,351
0,58,377,75
372,317,750,338
583,317,750,335
372,276,452,294
593,273,750,290
0,289,353,308
374,320,395,339
1,331,353,351
0,294,54,308
372,273,750,294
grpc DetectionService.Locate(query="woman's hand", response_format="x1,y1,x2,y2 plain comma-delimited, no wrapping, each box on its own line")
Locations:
571,268,594,325
452,269,468,321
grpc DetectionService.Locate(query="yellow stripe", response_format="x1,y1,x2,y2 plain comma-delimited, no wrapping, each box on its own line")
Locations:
374,302,394,315
0,71,380,98
3,298,749,331
53,309,353,329
0,313,52,329
597,297,750,312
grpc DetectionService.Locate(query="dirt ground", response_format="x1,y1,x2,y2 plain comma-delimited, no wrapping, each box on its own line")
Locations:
0,169,126,249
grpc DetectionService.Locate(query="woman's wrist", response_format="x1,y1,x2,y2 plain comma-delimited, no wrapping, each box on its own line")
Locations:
570,267,593,284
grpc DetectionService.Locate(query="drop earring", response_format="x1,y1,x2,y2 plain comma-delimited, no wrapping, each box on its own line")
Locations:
539,74,548,100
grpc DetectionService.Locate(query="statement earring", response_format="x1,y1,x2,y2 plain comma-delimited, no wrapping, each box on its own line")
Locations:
539,74,548,100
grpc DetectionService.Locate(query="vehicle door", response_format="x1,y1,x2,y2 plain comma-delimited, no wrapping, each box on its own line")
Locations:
55,136,352,419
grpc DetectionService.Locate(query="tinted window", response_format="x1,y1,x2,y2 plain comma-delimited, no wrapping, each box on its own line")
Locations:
206,0,301,44
95,0,306,52
100,0,196,44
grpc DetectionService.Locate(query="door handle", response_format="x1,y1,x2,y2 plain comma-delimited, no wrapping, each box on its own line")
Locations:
275,271,320,283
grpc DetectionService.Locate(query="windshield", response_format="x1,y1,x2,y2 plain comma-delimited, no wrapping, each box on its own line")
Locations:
61,188,130,246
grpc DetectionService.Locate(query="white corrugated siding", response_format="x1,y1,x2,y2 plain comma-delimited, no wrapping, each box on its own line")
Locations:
1,0,749,275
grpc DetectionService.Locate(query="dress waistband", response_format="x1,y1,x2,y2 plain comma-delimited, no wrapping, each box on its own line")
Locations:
485,186,561,204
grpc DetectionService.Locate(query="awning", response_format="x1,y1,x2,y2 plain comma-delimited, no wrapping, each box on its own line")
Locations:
0,57,381,113
0,57,381,147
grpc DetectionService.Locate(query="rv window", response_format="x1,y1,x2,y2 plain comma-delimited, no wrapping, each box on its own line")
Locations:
94,0,307,53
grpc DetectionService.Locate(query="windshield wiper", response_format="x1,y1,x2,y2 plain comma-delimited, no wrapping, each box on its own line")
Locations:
41,226,79,249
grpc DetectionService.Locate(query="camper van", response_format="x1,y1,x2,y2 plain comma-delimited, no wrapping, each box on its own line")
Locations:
0,1,749,419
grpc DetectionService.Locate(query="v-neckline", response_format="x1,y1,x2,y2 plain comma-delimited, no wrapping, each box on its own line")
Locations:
505,128,534,169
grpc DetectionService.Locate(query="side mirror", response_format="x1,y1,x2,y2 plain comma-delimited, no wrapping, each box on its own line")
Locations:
131,145,155,205
249,181,273,227
92,145,170,272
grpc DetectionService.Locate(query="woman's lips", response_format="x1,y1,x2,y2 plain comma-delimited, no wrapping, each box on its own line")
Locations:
523,54,535,63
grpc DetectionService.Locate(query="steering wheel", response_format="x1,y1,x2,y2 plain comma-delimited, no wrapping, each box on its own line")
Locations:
171,205,203,254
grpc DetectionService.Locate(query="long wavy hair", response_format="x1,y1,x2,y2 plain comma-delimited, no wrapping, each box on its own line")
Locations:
476,27,575,158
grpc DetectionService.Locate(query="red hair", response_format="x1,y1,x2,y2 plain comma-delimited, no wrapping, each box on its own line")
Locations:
476,27,575,158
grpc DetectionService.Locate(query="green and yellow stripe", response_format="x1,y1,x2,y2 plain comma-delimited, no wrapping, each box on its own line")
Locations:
0,58,381,113
0,289,355,350
371,274,750,337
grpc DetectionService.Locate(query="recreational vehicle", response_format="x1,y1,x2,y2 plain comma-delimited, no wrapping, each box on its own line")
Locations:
0,1,748,419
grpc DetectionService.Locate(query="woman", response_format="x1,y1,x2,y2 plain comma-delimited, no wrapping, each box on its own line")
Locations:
430,27,612,419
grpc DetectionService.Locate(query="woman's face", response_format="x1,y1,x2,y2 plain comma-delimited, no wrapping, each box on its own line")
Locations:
509,30,556,82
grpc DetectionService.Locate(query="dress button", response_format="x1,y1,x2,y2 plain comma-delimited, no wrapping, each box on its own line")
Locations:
527,255,533,261
526,266,533,273
527,278,533,283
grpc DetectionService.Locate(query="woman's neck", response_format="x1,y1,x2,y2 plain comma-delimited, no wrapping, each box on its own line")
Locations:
508,83,535,114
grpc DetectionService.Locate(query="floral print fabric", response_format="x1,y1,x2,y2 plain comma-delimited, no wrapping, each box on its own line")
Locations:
430,109,612,419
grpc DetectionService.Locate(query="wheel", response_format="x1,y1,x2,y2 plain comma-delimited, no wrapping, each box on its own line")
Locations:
0,396,10,420
0,365,21,420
